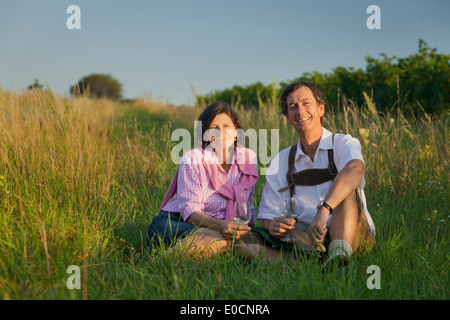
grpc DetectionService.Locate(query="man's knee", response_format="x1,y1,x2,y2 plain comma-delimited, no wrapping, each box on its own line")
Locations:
343,190,358,205
333,190,358,217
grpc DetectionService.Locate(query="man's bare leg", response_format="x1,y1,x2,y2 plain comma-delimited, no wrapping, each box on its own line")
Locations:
325,190,359,266
328,190,359,247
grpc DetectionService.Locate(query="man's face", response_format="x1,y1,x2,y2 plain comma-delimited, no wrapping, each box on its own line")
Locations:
285,86,324,135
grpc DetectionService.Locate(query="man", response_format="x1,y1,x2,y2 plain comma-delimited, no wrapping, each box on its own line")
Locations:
256,81,376,267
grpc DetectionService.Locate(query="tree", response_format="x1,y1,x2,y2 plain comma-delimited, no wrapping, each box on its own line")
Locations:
365,39,449,113
70,73,123,100
196,39,449,114
196,81,277,109
28,79,44,91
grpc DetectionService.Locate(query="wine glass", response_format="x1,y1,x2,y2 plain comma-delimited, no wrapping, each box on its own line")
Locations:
233,201,252,246
280,194,298,242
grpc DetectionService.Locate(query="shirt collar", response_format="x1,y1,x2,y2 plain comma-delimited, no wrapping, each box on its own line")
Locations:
203,145,237,165
295,127,334,159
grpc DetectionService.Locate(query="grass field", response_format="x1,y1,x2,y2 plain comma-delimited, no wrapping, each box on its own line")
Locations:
0,88,448,300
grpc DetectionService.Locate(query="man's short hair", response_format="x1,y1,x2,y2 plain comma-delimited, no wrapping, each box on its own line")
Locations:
280,81,326,116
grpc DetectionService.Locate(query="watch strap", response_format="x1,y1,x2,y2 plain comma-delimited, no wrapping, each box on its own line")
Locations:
319,201,333,214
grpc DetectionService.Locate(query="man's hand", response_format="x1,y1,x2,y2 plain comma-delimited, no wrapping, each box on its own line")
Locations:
307,208,329,248
263,217,296,239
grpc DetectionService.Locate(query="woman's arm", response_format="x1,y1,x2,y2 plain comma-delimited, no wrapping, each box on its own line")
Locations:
186,211,250,240
186,211,223,230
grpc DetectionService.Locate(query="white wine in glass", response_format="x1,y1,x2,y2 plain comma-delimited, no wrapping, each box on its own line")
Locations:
233,201,251,225
280,195,297,242
233,201,251,246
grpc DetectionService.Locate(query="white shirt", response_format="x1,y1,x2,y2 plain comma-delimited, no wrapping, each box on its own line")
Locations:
257,127,376,235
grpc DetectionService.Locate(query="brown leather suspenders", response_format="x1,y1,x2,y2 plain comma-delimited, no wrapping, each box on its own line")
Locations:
278,134,338,198
277,134,365,221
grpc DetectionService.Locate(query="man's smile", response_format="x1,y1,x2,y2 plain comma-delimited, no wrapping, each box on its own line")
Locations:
294,116,312,123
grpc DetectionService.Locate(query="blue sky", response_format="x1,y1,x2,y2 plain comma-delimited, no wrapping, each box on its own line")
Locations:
1,0,449,105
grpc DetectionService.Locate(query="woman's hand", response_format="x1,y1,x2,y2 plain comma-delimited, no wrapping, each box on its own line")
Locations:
186,211,250,240
218,220,251,240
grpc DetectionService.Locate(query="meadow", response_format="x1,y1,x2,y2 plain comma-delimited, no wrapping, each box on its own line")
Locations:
0,88,448,300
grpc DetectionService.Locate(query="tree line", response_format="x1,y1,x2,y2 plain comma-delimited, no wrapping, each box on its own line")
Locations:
26,39,449,114
195,40,449,114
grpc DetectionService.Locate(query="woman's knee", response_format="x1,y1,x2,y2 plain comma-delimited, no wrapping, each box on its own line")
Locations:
181,228,230,255
147,212,180,246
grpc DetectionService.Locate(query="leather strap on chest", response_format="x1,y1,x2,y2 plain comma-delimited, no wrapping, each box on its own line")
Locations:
278,135,338,197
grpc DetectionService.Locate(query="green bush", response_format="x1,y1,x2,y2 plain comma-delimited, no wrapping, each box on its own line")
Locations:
196,39,450,114
70,73,123,101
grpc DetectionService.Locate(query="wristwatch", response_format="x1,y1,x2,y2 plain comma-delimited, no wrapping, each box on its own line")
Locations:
318,201,333,214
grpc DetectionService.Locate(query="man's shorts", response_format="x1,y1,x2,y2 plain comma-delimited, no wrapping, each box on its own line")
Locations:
244,209,375,255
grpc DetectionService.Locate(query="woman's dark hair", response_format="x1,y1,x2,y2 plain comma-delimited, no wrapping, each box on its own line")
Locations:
196,102,242,149
279,81,326,116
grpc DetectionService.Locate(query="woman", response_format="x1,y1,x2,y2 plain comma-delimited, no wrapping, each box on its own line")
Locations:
147,102,258,257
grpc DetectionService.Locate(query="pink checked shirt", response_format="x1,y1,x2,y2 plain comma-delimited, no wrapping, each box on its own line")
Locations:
161,146,257,225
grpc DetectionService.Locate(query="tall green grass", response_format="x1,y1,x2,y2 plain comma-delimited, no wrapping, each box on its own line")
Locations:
0,88,448,299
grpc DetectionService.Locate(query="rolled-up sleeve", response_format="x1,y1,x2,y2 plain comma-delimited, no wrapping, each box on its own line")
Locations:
177,152,205,221
335,134,366,189
335,134,364,170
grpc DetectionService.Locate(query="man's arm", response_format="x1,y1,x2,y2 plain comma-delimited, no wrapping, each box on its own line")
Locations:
307,159,364,246
323,159,364,210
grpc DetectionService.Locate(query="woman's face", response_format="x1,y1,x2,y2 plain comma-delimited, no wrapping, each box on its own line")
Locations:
204,113,237,150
